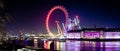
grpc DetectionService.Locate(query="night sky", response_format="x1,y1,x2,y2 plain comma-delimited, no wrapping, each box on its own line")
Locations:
4,0,120,34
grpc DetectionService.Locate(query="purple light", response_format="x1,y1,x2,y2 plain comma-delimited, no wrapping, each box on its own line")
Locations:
105,32,120,39
85,32,100,38
67,33,80,39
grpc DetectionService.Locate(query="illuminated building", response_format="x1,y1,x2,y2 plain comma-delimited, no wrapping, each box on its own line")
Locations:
67,28,120,39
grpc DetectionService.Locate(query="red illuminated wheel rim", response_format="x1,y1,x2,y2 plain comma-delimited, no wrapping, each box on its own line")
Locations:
46,5,69,37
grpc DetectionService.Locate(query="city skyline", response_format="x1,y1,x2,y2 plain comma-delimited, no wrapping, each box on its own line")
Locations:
4,0,120,34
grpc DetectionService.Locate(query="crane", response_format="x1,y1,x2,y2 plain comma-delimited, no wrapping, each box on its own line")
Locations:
55,21,63,36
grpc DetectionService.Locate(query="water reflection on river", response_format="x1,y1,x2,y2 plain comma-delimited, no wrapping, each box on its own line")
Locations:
8,39,120,51
44,40,120,51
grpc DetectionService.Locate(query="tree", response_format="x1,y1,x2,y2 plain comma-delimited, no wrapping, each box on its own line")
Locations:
0,0,13,42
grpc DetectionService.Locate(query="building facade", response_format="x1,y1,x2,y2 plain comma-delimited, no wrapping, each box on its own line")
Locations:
67,28,120,39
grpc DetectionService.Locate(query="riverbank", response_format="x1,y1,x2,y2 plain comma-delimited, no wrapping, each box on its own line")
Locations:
0,42,25,51
0,42,59,51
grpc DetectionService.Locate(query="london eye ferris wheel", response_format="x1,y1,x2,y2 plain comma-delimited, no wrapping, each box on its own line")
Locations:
45,5,69,37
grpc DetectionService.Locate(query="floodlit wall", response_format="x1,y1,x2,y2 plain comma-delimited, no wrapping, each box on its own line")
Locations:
67,33,80,39
84,32,100,39
105,32,120,39
67,31,120,39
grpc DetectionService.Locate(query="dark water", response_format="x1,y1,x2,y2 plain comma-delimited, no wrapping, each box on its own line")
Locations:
44,40,120,51
6,39,120,51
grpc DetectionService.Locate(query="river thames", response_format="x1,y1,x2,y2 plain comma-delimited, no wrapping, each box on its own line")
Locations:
45,40,120,51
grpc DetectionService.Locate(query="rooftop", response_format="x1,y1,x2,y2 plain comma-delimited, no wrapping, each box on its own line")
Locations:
68,28,120,32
